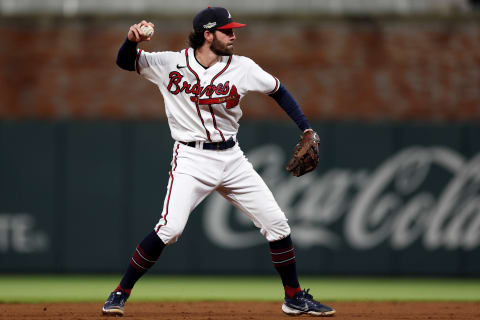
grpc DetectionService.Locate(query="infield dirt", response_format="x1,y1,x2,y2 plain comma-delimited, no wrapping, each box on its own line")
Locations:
2,301,479,320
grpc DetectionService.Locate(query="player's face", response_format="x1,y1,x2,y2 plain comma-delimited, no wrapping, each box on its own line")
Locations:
211,29,236,56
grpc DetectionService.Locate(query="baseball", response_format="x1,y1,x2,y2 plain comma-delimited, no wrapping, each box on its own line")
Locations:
140,25,154,38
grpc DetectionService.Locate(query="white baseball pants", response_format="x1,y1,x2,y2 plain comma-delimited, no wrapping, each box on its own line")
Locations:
154,141,291,245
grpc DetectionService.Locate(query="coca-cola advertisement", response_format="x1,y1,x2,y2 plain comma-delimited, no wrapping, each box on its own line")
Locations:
0,121,479,275
205,145,480,252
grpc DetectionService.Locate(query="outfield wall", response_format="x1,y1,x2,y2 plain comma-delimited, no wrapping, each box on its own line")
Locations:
1,120,479,275
1,16,480,121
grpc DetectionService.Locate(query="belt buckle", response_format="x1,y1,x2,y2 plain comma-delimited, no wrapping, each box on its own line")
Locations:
216,142,221,150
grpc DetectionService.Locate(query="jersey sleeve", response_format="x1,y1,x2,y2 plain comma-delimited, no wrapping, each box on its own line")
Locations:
244,58,280,95
135,50,175,84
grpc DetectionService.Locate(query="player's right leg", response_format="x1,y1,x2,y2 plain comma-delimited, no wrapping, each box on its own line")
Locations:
154,169,216,245
102,143,217,316
102,230,164,316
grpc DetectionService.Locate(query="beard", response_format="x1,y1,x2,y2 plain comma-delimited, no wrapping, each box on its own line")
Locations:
210,35,234,56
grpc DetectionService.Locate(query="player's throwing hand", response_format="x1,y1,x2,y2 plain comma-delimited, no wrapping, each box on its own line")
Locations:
128,20,155,43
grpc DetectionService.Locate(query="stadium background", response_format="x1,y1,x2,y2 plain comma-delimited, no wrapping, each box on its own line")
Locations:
1,0,480,280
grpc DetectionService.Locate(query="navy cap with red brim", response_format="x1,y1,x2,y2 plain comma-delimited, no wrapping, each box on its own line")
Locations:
193,7,246,31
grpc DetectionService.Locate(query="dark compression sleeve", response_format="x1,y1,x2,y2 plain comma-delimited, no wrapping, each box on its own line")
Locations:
116,38,138,71
269,84,311,131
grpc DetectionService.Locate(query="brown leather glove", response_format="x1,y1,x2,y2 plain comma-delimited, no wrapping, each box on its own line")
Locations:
286,129,320,177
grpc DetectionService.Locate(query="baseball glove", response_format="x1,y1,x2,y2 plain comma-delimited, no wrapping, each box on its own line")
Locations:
286,129,320,177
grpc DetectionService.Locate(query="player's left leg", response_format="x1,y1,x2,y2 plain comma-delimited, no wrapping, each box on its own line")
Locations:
219,145,335,317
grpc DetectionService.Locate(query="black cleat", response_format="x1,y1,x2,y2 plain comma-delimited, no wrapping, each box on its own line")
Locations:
102,290,129,317
282,289,335,317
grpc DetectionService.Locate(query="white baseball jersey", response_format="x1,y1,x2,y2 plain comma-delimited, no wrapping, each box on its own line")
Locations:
134,46,290,246
135,47,280,142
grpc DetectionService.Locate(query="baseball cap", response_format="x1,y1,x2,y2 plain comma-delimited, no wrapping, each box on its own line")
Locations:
193,7,246,32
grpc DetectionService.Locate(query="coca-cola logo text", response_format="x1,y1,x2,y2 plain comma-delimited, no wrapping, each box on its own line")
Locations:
203,145,480,251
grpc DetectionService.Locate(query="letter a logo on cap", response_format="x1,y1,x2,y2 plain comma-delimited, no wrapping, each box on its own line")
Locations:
227,10,232,18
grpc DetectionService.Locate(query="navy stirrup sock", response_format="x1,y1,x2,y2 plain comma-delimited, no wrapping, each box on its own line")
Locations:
117,231,166,294
269,235,301,299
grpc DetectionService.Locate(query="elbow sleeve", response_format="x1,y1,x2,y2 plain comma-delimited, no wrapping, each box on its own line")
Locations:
116,38,138,71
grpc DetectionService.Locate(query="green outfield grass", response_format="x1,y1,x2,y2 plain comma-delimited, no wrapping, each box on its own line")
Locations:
0,275,479,303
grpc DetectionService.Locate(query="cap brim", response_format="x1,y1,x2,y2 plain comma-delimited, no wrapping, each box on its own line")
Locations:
217,22,246,29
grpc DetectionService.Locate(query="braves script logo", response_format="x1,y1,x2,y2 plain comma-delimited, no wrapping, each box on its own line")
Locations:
167,71,240,108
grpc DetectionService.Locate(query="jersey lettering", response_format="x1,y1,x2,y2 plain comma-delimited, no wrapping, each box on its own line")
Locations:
167,71,238,108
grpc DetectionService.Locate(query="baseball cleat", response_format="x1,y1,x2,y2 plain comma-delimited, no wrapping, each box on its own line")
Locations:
102,290,129,317
282,289,335,317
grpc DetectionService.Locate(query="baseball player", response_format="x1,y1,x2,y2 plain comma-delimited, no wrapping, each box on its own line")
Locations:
102,7,334,317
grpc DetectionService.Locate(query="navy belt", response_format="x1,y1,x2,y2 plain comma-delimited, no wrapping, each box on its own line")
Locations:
180,138,236,150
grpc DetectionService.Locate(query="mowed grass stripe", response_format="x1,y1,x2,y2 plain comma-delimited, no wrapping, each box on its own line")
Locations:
0,275,479,303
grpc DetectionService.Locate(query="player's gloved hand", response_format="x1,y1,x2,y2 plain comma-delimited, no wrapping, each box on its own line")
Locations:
286,129,320,177
128,20,155,43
